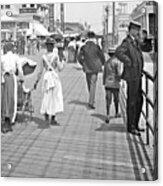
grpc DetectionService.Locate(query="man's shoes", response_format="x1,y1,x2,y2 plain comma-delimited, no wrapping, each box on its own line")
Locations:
1,127,9,134
8,126,13,132
44,113,49,121
136,127,145,132
1,124,11,133
115,113,121,118
5,118,13,132
128,129,141,136
88,104,95,110
105,115,110,124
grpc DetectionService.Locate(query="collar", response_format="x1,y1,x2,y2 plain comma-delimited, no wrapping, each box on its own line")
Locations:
86,38,96,44
129,34,135,41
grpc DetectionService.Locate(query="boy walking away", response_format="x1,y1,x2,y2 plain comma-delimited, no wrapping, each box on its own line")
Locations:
103,47,122,123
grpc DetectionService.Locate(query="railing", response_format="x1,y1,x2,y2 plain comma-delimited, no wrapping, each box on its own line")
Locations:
142,69,158,180
141,70,156,145
120,68,158,180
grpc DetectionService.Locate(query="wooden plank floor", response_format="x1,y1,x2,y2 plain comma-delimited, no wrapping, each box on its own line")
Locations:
1,55,154,180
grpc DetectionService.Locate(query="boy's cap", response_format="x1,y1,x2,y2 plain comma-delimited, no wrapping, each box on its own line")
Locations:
129,21,141,31
87,31,96,38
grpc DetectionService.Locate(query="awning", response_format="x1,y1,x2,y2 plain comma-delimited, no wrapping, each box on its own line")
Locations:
19,57,37,76
1,15,18,22
26,22,50,36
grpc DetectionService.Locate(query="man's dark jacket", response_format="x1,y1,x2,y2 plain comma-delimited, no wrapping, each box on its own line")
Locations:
115,35,144,81
140,38,152,52
78,41,105,73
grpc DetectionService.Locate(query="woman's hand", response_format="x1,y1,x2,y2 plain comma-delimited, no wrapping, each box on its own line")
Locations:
33,81,38,90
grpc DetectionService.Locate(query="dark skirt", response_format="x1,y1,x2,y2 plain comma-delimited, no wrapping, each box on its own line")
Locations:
1,73,15,121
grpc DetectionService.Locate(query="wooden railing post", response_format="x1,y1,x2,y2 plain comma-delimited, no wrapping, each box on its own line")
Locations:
145,75,149,145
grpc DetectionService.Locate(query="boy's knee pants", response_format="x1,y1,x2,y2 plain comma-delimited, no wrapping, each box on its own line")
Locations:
105,88,119,108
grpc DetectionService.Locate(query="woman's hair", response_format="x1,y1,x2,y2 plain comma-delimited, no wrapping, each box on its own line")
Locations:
46,43,54,52
3,42,14,54
108,52,114,57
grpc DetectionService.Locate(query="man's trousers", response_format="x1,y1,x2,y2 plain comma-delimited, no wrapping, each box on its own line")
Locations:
126,78,143,131
86,73,98,106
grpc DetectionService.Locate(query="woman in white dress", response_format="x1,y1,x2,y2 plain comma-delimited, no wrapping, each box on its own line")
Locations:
34,38,64,126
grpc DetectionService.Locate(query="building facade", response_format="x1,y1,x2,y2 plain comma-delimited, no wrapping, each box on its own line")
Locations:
130,1,158,37
1,4,49,41
116,13,130,44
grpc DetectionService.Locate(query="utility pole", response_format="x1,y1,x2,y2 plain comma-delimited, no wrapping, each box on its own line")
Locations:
112,2,115,45
49,4,55,32
104,5,109,51
60,3,64,33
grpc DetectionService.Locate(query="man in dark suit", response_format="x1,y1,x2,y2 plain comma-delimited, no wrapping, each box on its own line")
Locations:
78,31,105,109
115,21,145,136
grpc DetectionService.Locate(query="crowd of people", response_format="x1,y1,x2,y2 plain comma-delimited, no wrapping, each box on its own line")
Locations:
1,20,153,135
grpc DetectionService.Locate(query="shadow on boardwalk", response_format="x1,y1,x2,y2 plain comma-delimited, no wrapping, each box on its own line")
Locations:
16,113,50,129
120,98,154,180
68,100,88,108
95,123,126,133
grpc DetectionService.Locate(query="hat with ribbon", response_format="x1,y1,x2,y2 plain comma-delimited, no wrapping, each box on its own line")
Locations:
129,21,141,31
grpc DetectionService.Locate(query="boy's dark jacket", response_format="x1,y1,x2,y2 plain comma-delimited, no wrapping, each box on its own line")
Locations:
103,56,121,89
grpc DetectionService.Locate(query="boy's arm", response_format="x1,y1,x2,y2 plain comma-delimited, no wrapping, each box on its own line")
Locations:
115,59,122,81
103,62,107,85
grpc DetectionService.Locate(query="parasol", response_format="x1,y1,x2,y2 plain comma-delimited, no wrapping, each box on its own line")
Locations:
22,63,37,75
19,57,37,76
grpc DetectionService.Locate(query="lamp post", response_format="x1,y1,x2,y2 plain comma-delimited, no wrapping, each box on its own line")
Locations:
141,7,148,31
112,2,115,45
104,5,109,52
49,4,55,32
60,3,64,33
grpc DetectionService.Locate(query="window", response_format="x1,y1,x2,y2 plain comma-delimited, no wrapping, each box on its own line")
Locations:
22,4,27,8
1,5,4,9
5,5,10,9
30,4,35,8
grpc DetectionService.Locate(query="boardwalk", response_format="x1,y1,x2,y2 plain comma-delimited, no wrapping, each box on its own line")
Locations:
1,52,154,180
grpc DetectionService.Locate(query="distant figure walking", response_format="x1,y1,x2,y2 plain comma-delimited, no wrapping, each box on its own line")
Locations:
68,37,76,63
78,31,105,109
34,38,64,126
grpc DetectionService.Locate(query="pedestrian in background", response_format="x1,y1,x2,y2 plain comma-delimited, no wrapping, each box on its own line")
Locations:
27,37,31,55
78,31,105,109
34,38,64,126
115,21,144,136
56,38,65,62
68,37,76,63
103,47,122,123
36,38,40,53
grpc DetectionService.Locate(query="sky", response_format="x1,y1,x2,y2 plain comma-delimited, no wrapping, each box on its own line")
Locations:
54,1,143,33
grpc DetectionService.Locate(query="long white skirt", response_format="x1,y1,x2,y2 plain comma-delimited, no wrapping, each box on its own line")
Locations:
40,72,64,115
